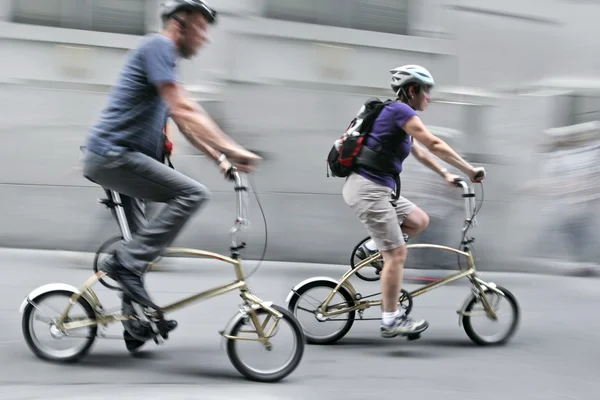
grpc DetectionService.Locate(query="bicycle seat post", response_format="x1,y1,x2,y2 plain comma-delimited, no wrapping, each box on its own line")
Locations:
109,190,132,242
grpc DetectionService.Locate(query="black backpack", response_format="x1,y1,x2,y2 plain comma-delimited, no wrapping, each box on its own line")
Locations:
326,98,394,178
327,97,404,200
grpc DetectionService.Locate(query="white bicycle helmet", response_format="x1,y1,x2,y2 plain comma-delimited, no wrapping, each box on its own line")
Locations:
161,0,217,24
390,65,435,95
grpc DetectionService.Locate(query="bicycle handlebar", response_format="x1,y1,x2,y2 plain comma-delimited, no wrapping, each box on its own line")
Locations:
228,167,250,249
228,166,483,248
229,167,243,188
452,169,484,226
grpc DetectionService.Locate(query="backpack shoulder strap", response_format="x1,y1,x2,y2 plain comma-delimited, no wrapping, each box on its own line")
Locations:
360,98,393,137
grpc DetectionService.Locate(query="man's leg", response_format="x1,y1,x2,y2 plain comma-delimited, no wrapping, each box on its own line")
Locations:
104,191,153,352
83,149,210,310
121,196,147,235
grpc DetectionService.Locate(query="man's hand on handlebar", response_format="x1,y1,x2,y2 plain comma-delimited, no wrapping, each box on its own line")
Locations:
229,148,262,173
218,158,234,179
216,147,262,179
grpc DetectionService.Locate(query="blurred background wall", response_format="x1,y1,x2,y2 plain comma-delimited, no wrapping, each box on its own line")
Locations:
1,0,600,272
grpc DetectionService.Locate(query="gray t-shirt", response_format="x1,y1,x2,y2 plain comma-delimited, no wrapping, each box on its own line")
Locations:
85,33,178,161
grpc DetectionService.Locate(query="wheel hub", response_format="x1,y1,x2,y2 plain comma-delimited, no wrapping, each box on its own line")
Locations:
49,323,63,339
315,312,328,322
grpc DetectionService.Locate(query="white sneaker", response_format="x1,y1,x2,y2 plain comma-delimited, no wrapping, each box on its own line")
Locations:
380,314,428,338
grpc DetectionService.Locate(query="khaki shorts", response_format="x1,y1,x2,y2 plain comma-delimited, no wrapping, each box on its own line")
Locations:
343,173,416,251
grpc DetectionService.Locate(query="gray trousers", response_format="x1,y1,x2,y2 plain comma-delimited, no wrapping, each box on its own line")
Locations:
103,189,147,236
83,148,210,276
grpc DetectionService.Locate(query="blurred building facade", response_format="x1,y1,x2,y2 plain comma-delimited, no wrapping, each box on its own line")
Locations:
1,0,600,270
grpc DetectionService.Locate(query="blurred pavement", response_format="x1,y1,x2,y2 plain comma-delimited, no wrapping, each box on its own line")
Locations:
1,248,599,399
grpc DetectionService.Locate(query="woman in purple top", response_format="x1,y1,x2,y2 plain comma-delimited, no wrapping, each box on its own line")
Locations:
342,65,486,338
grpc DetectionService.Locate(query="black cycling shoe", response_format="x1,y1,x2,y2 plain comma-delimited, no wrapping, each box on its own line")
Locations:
123,330,146,353
100,256,162,311
155,319,178,340
123,319,178,353
122,295,178,350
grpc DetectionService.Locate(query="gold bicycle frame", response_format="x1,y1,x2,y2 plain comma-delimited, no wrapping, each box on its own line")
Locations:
52,171,282,345
316,180,502,321
54,248,282,345
318,244,496,318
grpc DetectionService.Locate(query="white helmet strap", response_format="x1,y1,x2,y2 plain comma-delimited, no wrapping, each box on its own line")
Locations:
398,85,413,99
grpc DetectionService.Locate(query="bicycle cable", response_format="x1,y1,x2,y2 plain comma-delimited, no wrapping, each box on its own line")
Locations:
241,173,268,280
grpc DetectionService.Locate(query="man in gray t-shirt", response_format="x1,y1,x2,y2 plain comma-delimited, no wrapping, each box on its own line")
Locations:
86,31,177,162
82,0,260,350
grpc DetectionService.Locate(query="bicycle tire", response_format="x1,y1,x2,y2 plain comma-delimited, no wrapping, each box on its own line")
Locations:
93,235,123,291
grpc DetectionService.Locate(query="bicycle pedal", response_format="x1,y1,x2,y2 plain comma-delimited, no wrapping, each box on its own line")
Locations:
153,335,164,345
151,321,169,344
406,333,421,341
159,330,169,340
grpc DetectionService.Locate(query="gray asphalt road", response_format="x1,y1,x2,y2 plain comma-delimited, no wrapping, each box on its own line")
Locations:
1,249,599,400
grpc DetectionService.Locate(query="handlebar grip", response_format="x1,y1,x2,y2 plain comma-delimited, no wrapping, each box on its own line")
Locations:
474,170,485,180
226,166,237,181
452,177,465,187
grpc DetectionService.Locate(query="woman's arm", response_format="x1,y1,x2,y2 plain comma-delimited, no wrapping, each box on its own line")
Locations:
403,116,485,182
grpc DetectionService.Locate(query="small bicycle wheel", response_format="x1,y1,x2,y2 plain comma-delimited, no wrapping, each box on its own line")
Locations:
22,290,97,362
226,304,305,383
287,279,356,344
350,236,383,282
462,285,520,346
93,235,123,291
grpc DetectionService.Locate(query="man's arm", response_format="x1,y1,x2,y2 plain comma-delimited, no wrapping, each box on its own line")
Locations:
182,91,242,146
143,39,256,165
160,82,250,162
177,122,221,161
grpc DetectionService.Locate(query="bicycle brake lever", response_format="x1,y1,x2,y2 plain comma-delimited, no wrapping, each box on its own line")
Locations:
452,177,464,187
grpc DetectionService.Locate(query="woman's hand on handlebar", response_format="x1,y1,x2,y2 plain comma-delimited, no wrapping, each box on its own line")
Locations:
443,171,463,186
468,167,486,183
450,167,485,187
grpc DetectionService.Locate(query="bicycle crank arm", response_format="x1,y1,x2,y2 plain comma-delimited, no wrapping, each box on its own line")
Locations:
131,302,165,344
